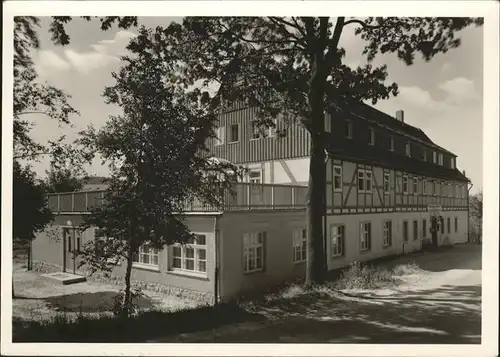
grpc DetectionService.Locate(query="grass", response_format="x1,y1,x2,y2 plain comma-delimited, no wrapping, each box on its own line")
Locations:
13,301,263,342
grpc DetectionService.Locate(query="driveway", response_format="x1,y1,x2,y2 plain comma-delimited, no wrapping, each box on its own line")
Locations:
154,244,482,344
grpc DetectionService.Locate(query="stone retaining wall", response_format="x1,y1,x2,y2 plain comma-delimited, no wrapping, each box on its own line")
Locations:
32,261,214,303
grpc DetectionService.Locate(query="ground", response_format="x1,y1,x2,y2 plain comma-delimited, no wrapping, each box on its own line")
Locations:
12,244,481,343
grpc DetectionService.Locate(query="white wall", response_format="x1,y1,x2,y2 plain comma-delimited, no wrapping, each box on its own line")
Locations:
243,158,310,185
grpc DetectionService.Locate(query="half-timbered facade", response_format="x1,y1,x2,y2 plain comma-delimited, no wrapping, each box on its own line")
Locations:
31,101,470,303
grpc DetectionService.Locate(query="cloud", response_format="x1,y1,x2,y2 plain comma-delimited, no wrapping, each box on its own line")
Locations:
439,77,477,104
398,86,439,110
35,50,71,77
442,63,452,72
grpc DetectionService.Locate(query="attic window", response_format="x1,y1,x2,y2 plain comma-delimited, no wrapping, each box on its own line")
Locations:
405,141,411,157
438,153,443,166
451,158,455,169
388,135,394,152
432,151,437,164
422,150,427,162
368,128,375,146
343,120,352,139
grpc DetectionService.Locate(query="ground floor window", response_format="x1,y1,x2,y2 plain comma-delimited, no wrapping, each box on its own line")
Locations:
171,234,207,274
422,219,427,239
440,218,445,234
455,217,458,233
403,221,409,242
293,229,307,263
331,225,345,257
413,220,419,240
243,232,266,273
383,221,392,247
360,222,371,251
447,217,451,234
133,244,159,267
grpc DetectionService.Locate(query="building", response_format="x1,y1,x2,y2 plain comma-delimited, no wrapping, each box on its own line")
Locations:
31,101,470,303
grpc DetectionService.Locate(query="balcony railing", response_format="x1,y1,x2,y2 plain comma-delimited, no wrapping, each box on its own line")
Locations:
46,183,308,213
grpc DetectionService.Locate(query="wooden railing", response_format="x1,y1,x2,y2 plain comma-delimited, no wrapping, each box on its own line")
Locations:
46,183,308,213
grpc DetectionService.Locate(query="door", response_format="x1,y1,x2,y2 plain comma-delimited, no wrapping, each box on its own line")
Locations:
62,227,82,274
248,169,264,206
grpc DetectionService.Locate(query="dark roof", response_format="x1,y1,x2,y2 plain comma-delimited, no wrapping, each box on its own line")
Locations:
82,176,109,185
324,135,469,183
331,101,456,156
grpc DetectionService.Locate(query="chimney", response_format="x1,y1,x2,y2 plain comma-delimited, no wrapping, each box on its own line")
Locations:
463,170,466,177
395,110,404,123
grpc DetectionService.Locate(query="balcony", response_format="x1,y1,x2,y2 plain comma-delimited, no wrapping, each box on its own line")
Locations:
46,182,308,214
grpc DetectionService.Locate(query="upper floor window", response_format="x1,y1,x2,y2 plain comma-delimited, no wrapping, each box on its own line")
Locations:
423,179,427,195
405,141,411,157
388,135,395,152
383,172,390,194
215,126,225,146
252,119,277,139
343,120,353,139
292,229,307,263
412,177,418,195
368,128,375,146
229,123,239,143
403,175,409,194
358,169,372,192
248,169,262,184
438,153,443,166
333,165,342,192
433,181,437,196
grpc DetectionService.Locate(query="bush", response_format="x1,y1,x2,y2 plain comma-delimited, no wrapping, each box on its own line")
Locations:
332,261,401,290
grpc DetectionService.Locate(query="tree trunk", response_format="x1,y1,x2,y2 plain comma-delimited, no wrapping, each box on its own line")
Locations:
122,246,134,317
305,56,328,286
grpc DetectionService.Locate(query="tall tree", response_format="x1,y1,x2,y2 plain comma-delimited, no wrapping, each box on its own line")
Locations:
44,166,84,193
48,16,483,285
77,45,242,316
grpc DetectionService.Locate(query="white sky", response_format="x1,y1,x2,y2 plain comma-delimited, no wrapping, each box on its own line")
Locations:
28,17,483,193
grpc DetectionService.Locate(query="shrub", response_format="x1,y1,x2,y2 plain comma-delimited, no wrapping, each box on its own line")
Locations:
332,261,401,290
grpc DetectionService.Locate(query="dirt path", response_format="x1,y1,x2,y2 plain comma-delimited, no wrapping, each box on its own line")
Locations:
152,244,482,344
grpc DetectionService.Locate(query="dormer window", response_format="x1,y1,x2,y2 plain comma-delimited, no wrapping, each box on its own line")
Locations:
405,141,411,157
422,149,427,162
343,120,352,139
451,157,455,169
368,128,375,146
438,153,443,166
432,151,437,164
388,135,394,151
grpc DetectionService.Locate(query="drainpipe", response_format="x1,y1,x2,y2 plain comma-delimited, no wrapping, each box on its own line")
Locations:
467,181,473,243
323,150,329,272
213,215,219,305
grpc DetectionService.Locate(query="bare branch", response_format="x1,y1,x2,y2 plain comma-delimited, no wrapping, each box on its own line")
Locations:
343,19,381,29
15,111,50,117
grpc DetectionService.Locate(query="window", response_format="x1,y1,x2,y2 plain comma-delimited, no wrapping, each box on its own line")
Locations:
449,183,453,198
252,120,275,139
403,221,409,242
358,169,373,192
405,141,411,157
403,175,409,194
440,218,445,234
368,128,375,146
447,217,451,233
133,244,159,267
413,220,418,240
422,150,427,162
229,123,239,143
215,126,225,145
422,219,427,238
331,225,345,257
423,179,427,195
325,116,331,133
438,153,443,166
243,232,265,273
388,135,395,151
443,183,448,197
451,158,455,169
433,151,437,164
248,169,262,184
171,234,207,274
343,120,352,138
454,217,458,232
333,165,342,192
433,181,437,196
383,172,390,194
452,184,456,198
360,222,371,251
292,229,307,263
383,221,392,247
412,177,418,195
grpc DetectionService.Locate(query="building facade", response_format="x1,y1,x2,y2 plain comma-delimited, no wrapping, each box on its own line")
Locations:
31,101,470,303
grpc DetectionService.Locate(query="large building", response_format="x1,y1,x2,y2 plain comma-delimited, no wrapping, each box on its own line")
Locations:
31,101,471,303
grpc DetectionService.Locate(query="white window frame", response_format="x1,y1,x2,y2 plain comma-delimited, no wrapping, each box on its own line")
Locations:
214,126,225,146
382,220,392,247
451,157,455,169
365,170,373,192
333,165,342,192
423,150,427,162
433,151,437,164
448,183,453,198
243,232,265,273
248,169,262,184
412,177,418,195
438,153,444,166
383,172,390,194
292,229,307,263
405,141,411,157
403,175,409,194
133,243,159,270
360,222,371,251
368,128,375,146
331,224,345,258
344,120,353,139
228,123,239,143
388,135,395,152
433,181,437,196
357,169,365,192
170,234,207,276
423,179,427,195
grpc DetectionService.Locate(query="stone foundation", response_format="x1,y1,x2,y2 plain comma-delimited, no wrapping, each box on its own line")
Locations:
32,261,214,303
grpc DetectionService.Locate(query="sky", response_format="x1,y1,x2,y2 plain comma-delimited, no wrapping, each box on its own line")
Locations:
28,17,483,193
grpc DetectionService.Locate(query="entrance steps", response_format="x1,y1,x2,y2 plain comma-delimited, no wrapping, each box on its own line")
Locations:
41,271,87,285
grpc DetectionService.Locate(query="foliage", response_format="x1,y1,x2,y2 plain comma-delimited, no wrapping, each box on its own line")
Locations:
13,161,53,242
469,190,482,242
76,39,243,316
44,167,84,193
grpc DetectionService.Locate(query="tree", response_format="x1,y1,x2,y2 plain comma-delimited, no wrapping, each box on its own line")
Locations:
77,45,242,316
47,16,483,285
44,167,84,193
469,190,483,243
13,161,53,271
